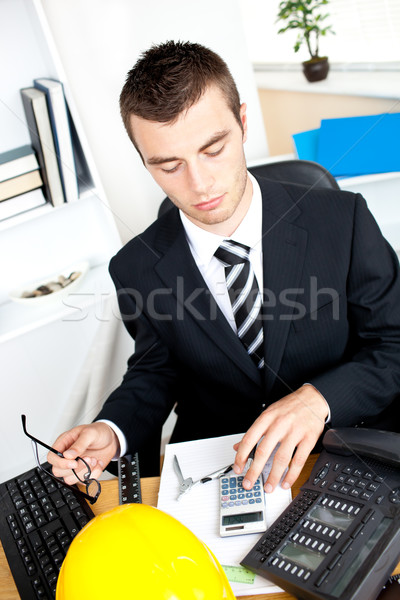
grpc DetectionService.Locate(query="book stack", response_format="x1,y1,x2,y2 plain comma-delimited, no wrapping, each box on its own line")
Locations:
20,78,79,208
0,145,46,221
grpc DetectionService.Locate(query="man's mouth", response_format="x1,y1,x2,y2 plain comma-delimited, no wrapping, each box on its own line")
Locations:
194,194,225,211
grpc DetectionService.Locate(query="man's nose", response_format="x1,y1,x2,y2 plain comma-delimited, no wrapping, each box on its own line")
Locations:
187,162,214,195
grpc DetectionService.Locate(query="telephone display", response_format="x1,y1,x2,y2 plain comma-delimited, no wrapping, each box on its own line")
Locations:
241,428,400,600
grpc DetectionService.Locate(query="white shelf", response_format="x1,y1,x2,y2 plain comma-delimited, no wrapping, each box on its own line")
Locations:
254,69,400,100
0,263,115,343
0,0,125,482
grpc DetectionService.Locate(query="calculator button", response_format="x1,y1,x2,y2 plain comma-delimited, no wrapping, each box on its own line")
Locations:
221,496,228,501
221,478,228,483
254,492,261,497
230,495,237,500
246,493,253,498
229,478,236,487
256,498,262,503
249,499,255,504
238,493,245,499
242,500,248,505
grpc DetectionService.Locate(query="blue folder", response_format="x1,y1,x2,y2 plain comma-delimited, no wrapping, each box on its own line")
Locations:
292,128,320,162
316,113,400,177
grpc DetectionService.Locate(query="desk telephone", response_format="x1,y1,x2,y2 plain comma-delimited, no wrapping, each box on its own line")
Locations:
242,427,400,600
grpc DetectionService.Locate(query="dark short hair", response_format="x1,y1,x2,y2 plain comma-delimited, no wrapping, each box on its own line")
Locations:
120,40,242,150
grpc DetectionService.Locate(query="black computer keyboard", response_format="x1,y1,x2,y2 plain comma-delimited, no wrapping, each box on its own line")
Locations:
0,463,94,599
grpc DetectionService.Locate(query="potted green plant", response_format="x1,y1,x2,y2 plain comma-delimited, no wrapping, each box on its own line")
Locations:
276,0,335,82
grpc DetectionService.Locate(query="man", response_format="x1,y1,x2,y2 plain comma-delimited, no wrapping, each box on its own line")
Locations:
48,41,400,493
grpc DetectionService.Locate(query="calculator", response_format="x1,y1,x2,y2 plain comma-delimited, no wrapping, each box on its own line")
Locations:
241,427,400,600
219,473,267,537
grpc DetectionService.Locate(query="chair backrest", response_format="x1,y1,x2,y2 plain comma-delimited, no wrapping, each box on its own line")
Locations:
158,159,339,217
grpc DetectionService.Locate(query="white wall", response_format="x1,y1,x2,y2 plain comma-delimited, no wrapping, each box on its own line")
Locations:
40,0,269,243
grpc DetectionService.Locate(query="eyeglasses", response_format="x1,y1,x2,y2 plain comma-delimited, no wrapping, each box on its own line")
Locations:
21,414,101,505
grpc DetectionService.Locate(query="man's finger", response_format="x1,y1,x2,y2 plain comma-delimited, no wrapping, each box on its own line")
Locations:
281,439,315,489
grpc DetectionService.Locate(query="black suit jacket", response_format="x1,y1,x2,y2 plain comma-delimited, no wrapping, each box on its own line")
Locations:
96,177,400,468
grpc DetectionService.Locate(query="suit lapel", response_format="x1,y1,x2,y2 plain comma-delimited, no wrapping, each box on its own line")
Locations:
153,209,261,385
257,179,308,394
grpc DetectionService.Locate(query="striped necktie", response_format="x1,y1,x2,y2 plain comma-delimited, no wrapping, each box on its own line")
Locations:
215,240,264,369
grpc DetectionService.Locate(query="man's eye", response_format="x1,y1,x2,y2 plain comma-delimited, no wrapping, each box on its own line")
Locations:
206,145,224,157
162,165,179,174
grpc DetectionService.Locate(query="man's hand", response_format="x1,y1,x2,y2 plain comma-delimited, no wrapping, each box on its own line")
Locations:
233,385,329,493
47,422,120,484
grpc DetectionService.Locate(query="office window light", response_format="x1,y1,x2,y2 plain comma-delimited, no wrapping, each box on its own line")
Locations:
239,0,400,68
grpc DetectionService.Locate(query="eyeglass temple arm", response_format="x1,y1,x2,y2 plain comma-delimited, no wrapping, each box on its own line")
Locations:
21,414,64,459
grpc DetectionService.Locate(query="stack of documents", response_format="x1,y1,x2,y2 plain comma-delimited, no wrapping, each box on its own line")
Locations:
158,433,292,597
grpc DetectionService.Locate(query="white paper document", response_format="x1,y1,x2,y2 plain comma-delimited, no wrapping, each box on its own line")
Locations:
157,433,292,596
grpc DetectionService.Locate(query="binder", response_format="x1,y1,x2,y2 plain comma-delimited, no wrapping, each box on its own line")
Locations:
317,113,400,176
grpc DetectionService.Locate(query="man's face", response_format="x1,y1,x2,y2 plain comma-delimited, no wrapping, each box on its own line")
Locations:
129,85,251,234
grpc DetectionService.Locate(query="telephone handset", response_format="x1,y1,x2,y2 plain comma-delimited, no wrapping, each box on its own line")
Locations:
242,427,400,600
323,428,400,468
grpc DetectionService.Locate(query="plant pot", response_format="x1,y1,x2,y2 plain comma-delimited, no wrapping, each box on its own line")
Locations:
302,57,329,82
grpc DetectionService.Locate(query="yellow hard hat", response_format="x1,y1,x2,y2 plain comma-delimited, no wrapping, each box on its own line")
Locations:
56,504,235,599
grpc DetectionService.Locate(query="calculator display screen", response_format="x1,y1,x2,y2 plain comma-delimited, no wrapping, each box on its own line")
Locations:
309,505,355,531
222,511,264,525
279,543,325,571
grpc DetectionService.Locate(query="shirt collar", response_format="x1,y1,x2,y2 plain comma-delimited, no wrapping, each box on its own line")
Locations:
180,172,262,268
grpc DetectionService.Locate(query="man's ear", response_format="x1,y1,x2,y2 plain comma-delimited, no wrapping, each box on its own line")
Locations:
240,102,248,143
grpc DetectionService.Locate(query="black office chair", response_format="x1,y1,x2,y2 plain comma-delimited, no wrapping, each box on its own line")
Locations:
158,159,340,217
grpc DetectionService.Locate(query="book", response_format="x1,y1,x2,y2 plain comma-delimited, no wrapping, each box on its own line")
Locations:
0,145,38,182
20,87,65,207
0,169,42,202
34,78,78,203
0,188,47,222
317,113,400,177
